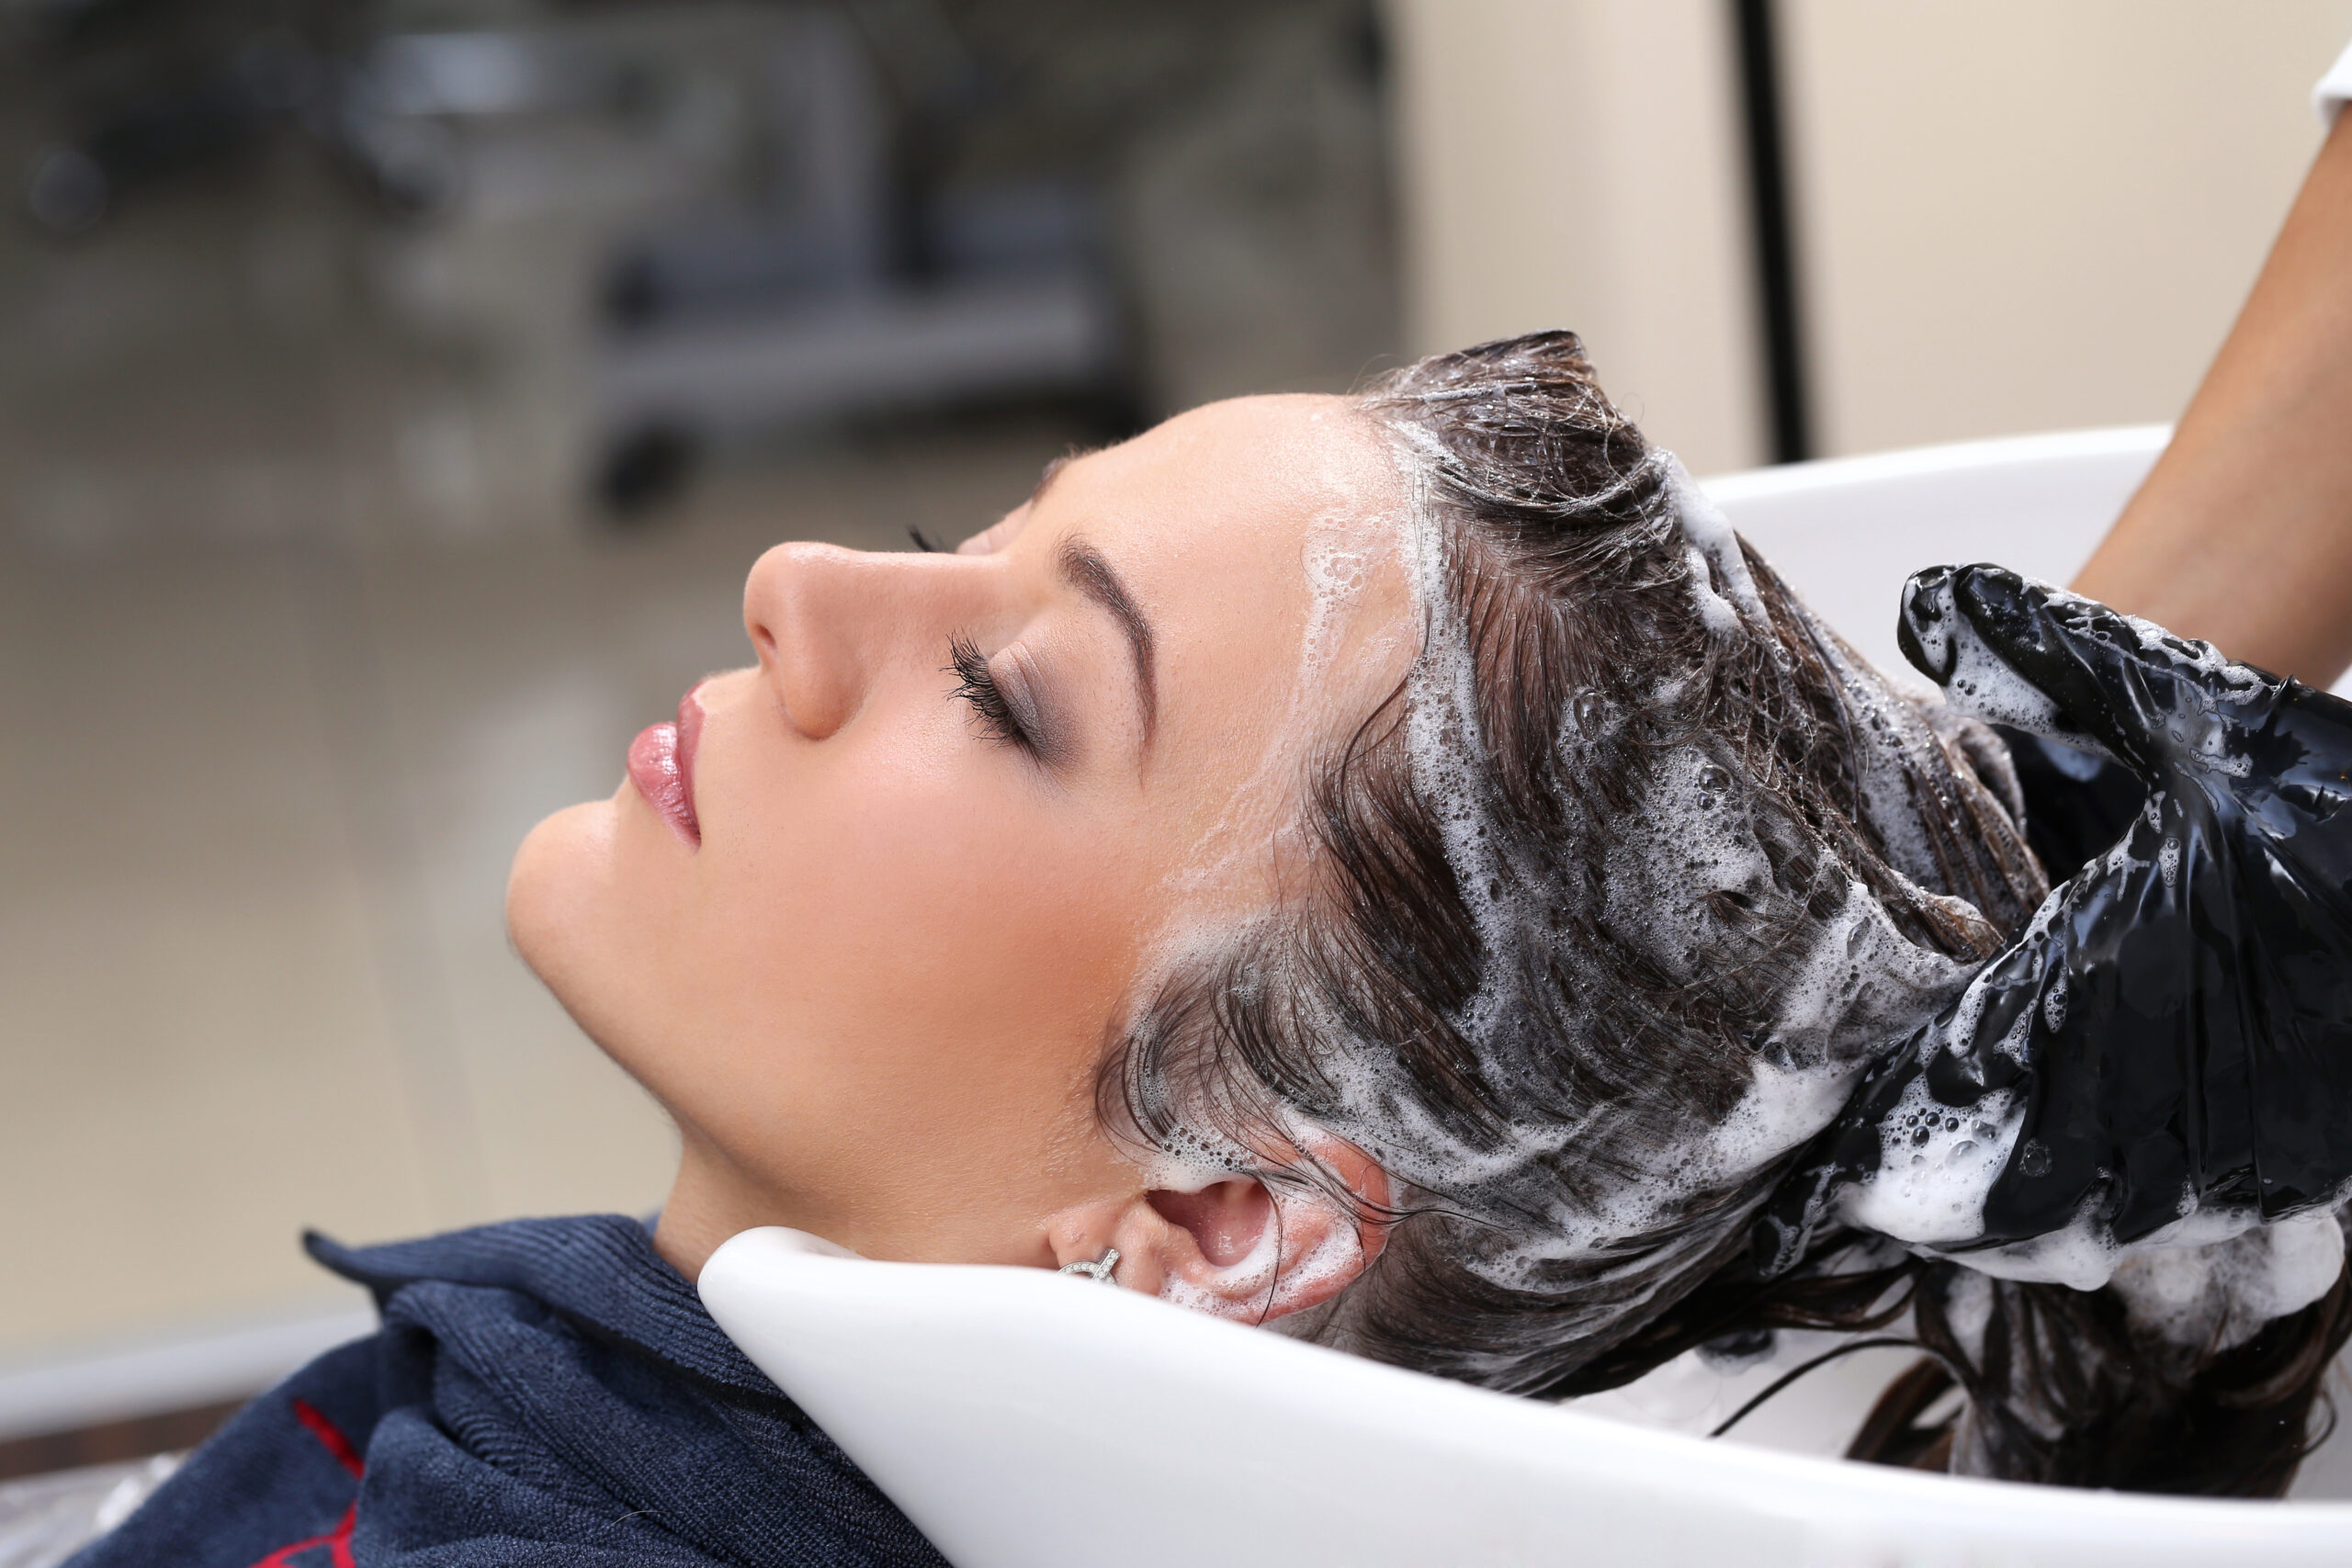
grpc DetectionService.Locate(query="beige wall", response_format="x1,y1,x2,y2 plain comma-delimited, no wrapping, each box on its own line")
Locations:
1784,0,2352,456
1385,0,1767,474
1389,1,2352,468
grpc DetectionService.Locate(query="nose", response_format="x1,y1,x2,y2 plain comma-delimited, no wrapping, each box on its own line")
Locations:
743,541,977,741
743,543,871,739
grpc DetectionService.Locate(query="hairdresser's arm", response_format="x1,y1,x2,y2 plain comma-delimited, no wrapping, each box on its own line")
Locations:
2072,109,2352,686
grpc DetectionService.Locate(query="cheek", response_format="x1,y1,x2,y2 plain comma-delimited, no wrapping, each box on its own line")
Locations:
707,755,1140,1035
660,706,1157,1165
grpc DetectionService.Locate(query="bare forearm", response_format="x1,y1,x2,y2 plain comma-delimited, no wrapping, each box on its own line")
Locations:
2074,111,2352,685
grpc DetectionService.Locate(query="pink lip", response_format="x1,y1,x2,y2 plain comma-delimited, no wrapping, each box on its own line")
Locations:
628,684,707,847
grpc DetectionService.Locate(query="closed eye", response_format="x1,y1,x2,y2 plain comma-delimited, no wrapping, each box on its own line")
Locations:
947,635,1038,755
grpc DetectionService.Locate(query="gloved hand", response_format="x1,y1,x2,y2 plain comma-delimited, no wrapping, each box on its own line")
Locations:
1759,565,2352,1275
1996,723,2145,886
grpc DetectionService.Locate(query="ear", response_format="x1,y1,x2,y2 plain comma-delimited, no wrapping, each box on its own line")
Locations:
1046,1135,1392,1325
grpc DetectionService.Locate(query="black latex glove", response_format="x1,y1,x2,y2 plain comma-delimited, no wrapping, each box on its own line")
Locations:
1996,724,2143,886
1759,565,2352,1273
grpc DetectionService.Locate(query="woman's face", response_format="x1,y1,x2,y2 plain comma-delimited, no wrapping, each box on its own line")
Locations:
507,395,1413,1269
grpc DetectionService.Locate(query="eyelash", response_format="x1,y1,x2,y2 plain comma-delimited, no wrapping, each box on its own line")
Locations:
946,635,1036,754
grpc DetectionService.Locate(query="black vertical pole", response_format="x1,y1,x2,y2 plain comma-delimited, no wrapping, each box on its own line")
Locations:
1732,0,1813,464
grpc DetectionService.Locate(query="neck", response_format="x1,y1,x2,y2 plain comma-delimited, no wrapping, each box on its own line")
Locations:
653,1129,839,1280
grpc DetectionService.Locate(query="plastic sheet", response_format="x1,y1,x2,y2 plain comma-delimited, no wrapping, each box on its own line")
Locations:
0,1455,180,1568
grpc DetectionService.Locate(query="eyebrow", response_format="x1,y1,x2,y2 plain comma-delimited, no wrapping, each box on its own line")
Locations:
1056,534,1158,747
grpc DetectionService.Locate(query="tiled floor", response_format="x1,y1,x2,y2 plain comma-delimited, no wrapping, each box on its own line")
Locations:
0,426,1071,1361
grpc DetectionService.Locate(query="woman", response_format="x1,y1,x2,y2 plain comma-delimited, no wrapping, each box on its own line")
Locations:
69,333,2352,1567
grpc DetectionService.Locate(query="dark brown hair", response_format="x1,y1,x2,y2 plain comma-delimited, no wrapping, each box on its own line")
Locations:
1106,331,2352,1495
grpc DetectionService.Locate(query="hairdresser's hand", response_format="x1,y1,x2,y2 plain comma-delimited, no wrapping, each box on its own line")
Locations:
2073,111,2352,686
1761,565,2352,1272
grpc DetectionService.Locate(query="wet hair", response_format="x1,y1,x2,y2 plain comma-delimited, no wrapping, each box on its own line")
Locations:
1105,331,2352,1495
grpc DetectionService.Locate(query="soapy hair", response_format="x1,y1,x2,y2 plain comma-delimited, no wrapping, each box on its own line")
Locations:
1106,331,2352,1495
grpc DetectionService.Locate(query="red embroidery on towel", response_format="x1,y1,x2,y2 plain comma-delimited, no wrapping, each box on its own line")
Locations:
247,1507,356,1568
246,1399,363,1568
291,1399,364,1478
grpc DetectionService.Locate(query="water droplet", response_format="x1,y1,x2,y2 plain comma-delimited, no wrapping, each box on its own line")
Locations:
1952,1140,1976,1158
1912,1125,1931,1146
2019,1138,2051,1178
1699,764,1732,794
1572,692,1604,733
1944,1116,1961,1133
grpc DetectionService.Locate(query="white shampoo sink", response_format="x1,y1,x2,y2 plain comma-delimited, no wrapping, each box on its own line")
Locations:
702,1226,2352,1568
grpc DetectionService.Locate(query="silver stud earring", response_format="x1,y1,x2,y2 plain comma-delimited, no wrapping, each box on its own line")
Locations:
1057,1247,1120,1284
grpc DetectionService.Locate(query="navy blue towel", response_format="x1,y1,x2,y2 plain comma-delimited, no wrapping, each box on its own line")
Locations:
67,1214,948,1567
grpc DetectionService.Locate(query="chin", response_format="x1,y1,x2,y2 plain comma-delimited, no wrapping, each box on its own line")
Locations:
507,796,635,1033
508,788,709,1107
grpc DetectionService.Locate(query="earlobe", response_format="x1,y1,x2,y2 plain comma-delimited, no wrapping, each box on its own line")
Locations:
1045,1135,1392,1325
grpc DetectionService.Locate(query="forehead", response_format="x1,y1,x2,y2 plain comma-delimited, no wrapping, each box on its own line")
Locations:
1035,393,1418,834
1044,393,1408,641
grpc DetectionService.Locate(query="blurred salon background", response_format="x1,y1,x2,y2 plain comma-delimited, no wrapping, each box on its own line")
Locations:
2,0,2347,1479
